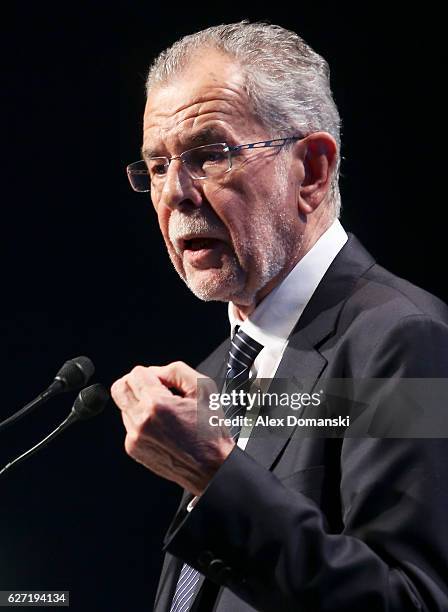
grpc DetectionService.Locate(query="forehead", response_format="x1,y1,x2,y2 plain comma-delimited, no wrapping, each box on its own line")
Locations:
143,50,260,154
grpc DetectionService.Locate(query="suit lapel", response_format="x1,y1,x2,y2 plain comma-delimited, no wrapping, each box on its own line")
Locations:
197,337,231,379
244,331,327,468
152,552,182,612
245,234,375,469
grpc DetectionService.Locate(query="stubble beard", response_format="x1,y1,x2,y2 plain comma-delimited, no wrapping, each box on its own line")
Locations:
167,167,301,305
166,209,242,302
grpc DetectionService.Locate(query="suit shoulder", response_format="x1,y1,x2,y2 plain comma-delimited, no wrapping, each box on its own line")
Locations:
343,263,448,326
328,264,448,377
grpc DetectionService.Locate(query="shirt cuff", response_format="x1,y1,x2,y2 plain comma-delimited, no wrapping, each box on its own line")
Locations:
186,495,200,512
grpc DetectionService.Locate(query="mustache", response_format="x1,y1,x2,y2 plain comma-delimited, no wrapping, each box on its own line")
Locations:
168,209,229,253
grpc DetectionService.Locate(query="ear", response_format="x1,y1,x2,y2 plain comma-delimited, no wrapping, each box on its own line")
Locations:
296,132,338,215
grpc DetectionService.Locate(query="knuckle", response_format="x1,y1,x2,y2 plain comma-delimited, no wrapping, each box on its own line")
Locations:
124,432,138,456
131,365,146,376
172,360,186,369
146,365,160,375
110,379,122,398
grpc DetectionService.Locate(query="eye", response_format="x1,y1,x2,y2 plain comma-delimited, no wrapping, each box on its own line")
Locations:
205,151,226,165
147,158,168,178
203,151,225,163
190,148,227,168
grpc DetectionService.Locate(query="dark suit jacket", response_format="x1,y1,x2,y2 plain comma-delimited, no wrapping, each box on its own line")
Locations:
153,234,448,611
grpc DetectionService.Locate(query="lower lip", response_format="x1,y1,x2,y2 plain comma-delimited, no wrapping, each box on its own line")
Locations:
183,241,225,267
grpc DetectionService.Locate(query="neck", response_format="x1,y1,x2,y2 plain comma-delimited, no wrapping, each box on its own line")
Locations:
232,219,333,320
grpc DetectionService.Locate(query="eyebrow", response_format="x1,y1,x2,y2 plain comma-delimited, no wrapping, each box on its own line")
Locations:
141,126,230,159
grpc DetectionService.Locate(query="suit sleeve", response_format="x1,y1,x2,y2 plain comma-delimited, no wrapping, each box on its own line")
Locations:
164,315,448,611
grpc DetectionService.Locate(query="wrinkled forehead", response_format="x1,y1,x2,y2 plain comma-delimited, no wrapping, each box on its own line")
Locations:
142,51,260,154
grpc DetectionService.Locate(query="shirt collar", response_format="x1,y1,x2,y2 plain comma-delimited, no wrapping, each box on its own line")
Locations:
228,219,348,346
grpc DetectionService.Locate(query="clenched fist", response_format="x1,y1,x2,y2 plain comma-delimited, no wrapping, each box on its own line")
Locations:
111,361,235,495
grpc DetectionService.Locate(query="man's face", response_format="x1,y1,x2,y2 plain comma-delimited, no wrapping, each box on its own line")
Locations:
143,50,304,307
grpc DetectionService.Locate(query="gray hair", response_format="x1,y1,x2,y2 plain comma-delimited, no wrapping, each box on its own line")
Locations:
146,21,342,218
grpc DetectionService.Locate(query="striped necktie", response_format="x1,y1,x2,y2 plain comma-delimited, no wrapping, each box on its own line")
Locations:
223,327,264,440
169,329,263,612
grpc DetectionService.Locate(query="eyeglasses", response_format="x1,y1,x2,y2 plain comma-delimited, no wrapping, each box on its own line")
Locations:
126,136,304,193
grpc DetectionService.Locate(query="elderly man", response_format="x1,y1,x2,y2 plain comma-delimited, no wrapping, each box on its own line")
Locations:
112,22,448,612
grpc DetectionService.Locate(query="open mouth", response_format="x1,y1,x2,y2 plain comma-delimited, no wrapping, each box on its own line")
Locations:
183,237,222,251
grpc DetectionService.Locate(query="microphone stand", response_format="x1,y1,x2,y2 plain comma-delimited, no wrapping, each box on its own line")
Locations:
0,413,75,477
0,383,62,432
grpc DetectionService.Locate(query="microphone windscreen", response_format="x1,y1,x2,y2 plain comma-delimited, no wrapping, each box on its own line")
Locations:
72,383,110,420
55,356,95,391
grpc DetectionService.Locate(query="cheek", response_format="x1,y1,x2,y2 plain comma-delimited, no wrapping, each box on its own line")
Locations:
156,210,184,266
205,183,248,230
156,207,171,240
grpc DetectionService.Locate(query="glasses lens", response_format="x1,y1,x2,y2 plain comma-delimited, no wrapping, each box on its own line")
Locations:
183,144,229,179
146,157,170,183
127,160,151,192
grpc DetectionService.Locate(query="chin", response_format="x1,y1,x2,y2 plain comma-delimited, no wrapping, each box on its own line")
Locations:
184,266,246,303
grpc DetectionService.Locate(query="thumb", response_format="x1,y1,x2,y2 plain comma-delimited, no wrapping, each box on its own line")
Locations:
148,361,207,398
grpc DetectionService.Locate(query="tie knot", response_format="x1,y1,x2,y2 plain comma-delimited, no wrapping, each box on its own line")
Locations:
226,328,263,381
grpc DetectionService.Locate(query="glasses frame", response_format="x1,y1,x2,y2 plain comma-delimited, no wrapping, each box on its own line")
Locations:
126,136,304,193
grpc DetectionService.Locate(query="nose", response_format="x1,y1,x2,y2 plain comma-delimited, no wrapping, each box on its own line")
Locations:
158,159,203,211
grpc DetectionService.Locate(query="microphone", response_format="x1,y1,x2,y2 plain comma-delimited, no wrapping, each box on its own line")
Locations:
0,356,95,433
0,383,110,477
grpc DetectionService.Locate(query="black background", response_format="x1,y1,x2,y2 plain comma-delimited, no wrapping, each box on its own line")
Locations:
0,3,445,611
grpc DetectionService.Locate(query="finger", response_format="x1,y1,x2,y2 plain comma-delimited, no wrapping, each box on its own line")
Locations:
149,361,206,397
111,378,138,411
122,410,139,436
126,365,169,400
